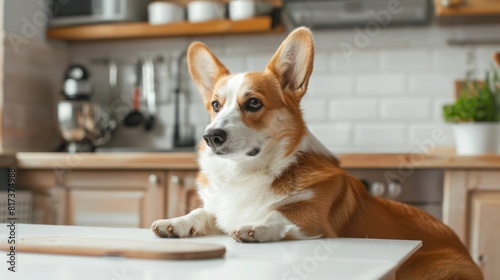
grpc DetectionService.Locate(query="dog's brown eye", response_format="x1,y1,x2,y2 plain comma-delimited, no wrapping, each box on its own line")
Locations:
245,98,263,112
211,101,221,113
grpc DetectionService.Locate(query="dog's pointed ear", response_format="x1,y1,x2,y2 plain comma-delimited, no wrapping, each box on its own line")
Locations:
266,27,314,101
188,42,229,102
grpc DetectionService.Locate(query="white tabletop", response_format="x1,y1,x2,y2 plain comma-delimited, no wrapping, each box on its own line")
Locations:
0,224,421,280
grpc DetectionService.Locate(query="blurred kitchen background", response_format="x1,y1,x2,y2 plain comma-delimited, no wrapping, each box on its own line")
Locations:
1,1,500,279
1,0,498,154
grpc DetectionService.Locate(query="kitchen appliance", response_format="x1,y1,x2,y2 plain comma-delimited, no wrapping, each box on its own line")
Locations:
350,169,443,220
58,65,115,152
284,0,431,29
62,65,92,100
49,0,148,27
57,101,95,152
57,101,114,153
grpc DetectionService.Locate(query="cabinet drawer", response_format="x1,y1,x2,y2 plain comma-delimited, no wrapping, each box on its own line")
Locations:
468,171,500,191
69,190,145,228
18,170,59,190
64,170,163,190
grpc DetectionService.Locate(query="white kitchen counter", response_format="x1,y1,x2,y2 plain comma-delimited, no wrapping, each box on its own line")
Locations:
0,224,421,280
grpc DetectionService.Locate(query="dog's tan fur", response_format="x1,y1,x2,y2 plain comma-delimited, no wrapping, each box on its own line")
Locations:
272,152,482,279
153,27,483,279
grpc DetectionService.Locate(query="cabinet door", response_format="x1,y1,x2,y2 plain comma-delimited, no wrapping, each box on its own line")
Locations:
166,171,202,218
444,171,500,280
65,170,165,228
17,170,65,225
469,192,500,279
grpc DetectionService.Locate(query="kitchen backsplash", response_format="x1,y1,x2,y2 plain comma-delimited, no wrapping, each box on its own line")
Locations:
70,24,500,153
2,0,69,152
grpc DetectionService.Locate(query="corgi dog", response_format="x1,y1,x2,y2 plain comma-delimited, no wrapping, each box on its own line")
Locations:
151,28,483,280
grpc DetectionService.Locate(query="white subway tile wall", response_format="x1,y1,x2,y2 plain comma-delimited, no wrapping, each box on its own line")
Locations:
381,50,431,71
308,123,352,149
408,73,457,96
301,99,328,122
356,73,406,95
380,99,431,121
69,25,500,152
355,124,407,149
308,74,354,96
328,99,378,120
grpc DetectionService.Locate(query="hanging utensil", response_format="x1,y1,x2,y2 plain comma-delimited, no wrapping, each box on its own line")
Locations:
123,61,144,127
173,50,195,148
142,56,157,131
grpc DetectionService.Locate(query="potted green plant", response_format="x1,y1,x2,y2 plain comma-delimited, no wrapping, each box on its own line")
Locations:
443,69,500,155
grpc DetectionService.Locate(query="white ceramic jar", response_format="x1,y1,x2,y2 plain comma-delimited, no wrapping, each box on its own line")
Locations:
229,0,273,21
148,2,185,25
188,1,227,23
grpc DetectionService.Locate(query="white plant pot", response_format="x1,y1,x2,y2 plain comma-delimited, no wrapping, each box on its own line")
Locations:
452,123,500,155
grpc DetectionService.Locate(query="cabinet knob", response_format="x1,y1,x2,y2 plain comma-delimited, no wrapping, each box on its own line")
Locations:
370,182,386,197
149,174,160,185
171,175,180,185
387,180,403,198
478,255,487,266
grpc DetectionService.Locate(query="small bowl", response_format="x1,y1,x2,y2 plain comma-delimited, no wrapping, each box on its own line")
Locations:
148,2,185,25
188,1,227,23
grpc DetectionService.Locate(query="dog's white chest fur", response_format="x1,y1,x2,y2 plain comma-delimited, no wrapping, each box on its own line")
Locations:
198,156,285,232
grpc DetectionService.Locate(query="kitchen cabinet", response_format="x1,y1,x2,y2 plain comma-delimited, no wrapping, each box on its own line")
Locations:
444,170,500,279
64,170,165,228
18,168,203,227
18,170,166,228
17,170,64,225
435,0,500,24
166,171,202,218
0,155,16,168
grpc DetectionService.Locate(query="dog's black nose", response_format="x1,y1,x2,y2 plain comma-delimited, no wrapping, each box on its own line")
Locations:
203,129,227,148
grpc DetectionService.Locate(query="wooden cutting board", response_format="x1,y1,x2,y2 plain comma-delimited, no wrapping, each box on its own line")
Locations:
0,236,226,260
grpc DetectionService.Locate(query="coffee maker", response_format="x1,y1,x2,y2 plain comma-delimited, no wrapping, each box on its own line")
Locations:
57,65,115,152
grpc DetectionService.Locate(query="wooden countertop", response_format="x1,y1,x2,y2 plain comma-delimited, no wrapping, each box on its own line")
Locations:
16,152,198,170
14,152,500,170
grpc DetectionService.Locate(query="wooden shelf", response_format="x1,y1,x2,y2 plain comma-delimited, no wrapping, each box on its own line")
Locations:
434,0,500,25
47,16,283,42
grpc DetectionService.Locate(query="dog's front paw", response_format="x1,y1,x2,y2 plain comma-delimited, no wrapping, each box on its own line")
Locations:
151,218,198,238
231,224,283,243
